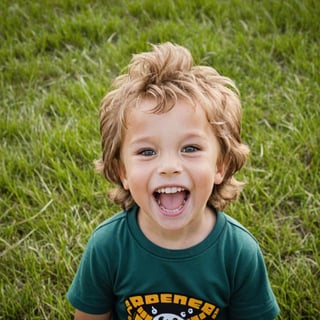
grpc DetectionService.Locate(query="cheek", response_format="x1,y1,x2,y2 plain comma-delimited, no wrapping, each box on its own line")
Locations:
122,164,150,191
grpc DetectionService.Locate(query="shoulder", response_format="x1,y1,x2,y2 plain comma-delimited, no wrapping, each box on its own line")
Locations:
217,212,264,271
93,206,137,236
219,212,259,249
217,214,280,319
221,212,258,244
95,209,127,233
87,206,137,252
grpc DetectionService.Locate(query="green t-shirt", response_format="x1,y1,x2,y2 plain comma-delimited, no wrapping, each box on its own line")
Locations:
67,206,279,319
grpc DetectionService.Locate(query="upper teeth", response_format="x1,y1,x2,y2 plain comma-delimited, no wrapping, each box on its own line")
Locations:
156,187,185,194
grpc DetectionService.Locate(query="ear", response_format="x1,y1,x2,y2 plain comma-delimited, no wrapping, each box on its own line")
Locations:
118,162,129,190
214,164,226,185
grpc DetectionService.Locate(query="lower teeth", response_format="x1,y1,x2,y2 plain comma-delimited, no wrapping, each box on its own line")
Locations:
158,200,186,214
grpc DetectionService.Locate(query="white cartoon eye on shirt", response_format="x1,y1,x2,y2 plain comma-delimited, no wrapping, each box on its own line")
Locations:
151,305,194,320
153,313,185,320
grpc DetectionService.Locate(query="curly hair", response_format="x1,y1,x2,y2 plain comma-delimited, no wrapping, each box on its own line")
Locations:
95,42,249,211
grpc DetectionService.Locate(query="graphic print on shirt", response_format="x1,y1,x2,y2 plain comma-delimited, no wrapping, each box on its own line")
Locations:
125,293,220,319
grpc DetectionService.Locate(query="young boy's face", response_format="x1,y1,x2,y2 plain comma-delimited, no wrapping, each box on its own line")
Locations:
119,97,225,241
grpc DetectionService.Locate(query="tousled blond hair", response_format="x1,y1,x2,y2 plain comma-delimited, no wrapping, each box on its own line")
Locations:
95,42,249,211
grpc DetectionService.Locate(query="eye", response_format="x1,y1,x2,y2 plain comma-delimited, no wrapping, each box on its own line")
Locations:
181,145,199,153
138,148,156,156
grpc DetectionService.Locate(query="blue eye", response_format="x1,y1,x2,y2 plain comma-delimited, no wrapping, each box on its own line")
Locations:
139,149,156,156
182,145,199,153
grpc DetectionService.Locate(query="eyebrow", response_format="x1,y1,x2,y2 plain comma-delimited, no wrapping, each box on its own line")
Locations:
129,131,209,145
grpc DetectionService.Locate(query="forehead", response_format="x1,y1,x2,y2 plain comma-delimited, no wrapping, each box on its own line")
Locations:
125,96,207,121
122,97,215,143
125,97,206,123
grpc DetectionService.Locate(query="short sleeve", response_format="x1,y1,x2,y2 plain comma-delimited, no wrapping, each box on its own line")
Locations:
228,244,280,319
67,232,114,314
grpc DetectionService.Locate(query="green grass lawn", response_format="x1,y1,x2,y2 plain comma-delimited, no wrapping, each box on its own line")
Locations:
1,0,319,318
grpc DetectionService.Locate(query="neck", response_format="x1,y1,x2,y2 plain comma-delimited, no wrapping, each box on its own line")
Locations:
137,207,216,250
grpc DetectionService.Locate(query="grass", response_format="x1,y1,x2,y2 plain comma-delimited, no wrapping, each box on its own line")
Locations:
0,0,319,318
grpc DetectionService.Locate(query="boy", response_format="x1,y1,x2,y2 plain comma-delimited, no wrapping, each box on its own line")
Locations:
67,42,280,319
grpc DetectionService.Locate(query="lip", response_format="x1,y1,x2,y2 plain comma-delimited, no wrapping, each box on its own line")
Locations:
152,185,190,217
153,185,189,194
155,186,186,194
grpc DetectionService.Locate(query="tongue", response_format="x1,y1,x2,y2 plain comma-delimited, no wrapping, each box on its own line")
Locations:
158,191,186,210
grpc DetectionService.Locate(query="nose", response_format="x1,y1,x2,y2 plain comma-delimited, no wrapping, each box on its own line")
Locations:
158,152,182,175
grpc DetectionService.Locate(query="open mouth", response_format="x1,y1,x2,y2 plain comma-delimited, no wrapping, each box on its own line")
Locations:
153,187,189,215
